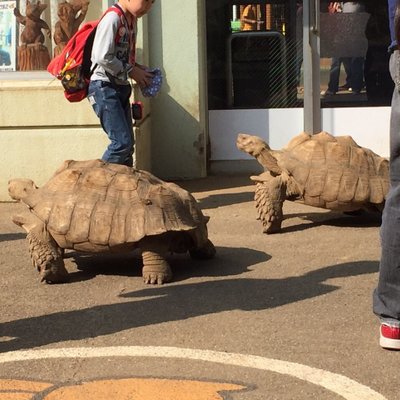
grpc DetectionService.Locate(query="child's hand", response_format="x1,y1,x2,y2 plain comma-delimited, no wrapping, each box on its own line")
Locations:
129,65,154,88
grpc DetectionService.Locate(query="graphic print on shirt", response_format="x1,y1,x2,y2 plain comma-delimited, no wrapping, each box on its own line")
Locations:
115,16,136,67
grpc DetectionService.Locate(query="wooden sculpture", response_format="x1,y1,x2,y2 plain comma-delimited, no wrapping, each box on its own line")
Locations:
13,0,51,70
53,0,90,57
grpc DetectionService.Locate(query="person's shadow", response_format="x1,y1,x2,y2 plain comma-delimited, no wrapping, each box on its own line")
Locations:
0,260,378,353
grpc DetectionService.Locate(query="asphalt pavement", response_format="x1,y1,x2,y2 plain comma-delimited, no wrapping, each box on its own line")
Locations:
0,175,398,400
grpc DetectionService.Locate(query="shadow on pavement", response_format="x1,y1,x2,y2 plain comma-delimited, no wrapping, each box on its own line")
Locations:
197,192,254,210
279,211,382,234
0,260,378,353
0,233,26,243
176,175,252,193
66,246,270,283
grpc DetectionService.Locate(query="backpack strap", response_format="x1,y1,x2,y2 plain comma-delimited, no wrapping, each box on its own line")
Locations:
113,3,126,19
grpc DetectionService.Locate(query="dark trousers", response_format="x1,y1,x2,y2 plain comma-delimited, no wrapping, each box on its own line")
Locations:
327,57,364,93
373,50,400,322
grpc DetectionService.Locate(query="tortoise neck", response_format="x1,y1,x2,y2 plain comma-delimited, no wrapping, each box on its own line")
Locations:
256,149,282,176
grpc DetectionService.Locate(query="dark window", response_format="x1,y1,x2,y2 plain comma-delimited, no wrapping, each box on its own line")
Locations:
205,0,392,109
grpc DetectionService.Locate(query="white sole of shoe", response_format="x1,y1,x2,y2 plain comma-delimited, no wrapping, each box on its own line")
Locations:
380,335,400,350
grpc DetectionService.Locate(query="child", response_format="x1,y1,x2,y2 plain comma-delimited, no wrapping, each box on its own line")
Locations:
88,0,155,167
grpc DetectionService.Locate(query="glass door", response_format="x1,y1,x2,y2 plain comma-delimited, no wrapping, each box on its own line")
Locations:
318,1,393,107
205,0,392,168
207,0,301,110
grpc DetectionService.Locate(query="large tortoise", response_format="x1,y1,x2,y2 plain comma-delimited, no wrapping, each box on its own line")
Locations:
236,131,389,233
8,159,216,284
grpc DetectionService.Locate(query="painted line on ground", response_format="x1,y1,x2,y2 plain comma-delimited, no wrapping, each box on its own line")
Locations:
0,346,387,400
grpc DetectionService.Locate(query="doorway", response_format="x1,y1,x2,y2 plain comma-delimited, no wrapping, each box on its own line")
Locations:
205,0,392,169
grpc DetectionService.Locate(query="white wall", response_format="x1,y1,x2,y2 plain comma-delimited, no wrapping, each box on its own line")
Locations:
209,107,391,161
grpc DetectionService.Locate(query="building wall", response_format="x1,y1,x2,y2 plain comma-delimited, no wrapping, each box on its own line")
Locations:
147,0,208,180
0,78,105,200
209,107,391,162
0,1,207,200
0,76,152,201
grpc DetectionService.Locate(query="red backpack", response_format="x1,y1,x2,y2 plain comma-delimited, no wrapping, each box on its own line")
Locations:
47,5,124,103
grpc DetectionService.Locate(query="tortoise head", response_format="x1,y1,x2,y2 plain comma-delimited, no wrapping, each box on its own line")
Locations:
8,179,37,201
236,133,271,157
237,133,282,175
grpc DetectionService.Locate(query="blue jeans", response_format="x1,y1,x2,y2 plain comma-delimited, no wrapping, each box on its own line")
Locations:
373,50,400,322
88,80,134,167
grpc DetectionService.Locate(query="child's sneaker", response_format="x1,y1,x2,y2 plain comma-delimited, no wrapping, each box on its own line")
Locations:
380,322,400,350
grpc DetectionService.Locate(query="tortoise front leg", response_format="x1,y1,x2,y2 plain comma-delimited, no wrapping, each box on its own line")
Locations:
251,174,286,234
140,239,172,285
27,231,68,283
12,213,68,283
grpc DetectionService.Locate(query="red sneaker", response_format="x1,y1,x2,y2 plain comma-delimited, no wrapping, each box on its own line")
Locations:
380,322,400,350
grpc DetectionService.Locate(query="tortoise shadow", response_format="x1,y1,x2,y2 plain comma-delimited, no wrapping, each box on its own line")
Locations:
197,192,254,210
0,260,379,352
176,175,254,209
67,246,270,283
278,210,382,234
177,175,253,193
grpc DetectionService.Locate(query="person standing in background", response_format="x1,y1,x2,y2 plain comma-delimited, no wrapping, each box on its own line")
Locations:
372,0,400,350
323,2,352,96
323,1,366,95
340,1,366,94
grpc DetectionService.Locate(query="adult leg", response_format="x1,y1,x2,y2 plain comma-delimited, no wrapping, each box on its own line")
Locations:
349,57,365,93
327,57,341,93
373,50,400,323
341,57,352,89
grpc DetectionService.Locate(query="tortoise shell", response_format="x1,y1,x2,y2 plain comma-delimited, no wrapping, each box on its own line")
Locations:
278,131,389,208
21,160,208,252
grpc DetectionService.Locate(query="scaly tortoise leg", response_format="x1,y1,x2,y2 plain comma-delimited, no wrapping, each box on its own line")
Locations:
140,239,172,285
251,173,286,234
12,213,68,283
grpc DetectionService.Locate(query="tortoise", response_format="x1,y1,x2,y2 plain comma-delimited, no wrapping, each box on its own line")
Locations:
8,159,216,284
236,131,389,233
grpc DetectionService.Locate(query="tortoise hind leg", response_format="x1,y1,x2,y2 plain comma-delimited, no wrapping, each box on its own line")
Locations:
140,239,172,285
141,251,172,285
251,174,286,234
